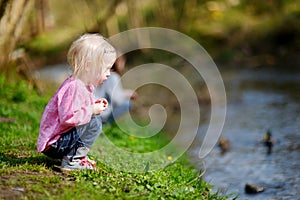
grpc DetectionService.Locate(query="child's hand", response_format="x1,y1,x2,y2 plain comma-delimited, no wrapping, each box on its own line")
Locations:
124,89,138,100
93,98,108,115
96,98,108,110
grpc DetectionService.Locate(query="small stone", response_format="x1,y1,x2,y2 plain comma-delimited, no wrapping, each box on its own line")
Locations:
245,183,265,194
93,182,98,186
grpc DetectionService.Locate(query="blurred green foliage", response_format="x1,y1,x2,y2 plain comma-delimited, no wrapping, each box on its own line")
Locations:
22,0,299,68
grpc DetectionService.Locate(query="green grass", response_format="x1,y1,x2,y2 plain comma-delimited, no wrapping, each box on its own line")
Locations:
0,75,233,199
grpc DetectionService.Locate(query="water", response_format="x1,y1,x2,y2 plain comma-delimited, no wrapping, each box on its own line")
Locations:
189,68,300,199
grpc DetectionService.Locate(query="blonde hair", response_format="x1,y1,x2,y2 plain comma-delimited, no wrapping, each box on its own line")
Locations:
67,33,116,77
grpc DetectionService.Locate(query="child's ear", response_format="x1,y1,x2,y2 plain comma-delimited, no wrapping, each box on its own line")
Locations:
84,64,91,72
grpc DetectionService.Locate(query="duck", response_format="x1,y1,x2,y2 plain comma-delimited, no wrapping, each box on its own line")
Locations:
263,130,275,154
218,136,231,155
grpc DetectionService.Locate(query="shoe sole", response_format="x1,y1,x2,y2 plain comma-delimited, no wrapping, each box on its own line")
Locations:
54,165,96,172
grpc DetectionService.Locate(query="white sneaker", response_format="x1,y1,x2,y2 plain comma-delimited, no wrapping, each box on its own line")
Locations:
85,156,97,167
61,157,96,171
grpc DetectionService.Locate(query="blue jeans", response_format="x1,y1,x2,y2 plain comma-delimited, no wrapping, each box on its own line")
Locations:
43,115,102,159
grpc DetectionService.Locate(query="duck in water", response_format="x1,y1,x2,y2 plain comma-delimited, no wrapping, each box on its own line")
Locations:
218,136,231,155
263,130,275,155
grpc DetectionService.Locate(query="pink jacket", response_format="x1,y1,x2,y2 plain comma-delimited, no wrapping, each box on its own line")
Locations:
37,77,96,152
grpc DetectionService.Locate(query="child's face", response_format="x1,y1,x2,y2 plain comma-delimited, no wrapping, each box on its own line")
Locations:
93,66,111,86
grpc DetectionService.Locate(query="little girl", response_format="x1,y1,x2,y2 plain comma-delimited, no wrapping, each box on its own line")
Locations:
37,33,116,171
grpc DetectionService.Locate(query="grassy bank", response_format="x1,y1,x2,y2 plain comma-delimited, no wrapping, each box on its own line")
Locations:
0,75,231,199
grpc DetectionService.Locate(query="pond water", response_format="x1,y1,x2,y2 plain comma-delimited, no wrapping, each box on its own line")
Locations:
188,68,300,200
33,65,300,199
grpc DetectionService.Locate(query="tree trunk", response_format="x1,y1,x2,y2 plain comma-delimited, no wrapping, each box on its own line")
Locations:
0,0,35,72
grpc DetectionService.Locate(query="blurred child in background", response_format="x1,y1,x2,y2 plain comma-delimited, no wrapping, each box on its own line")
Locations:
95,53,137,124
